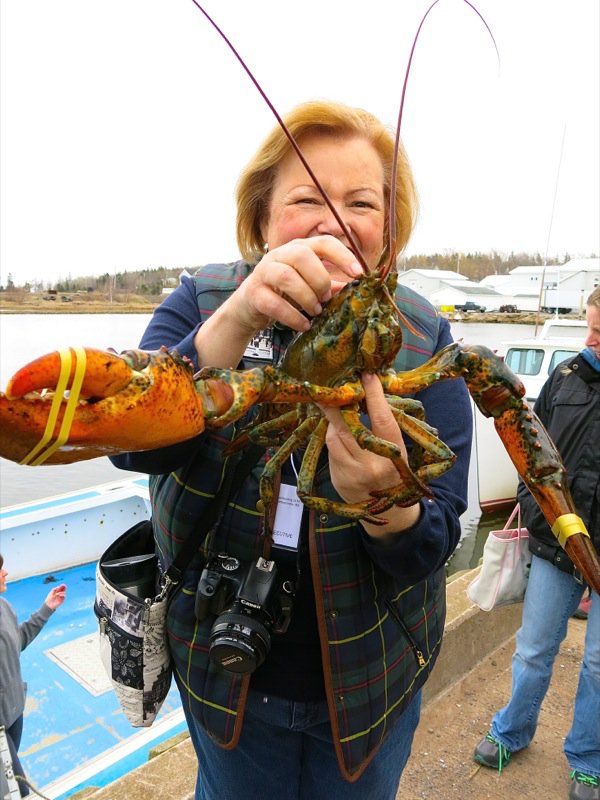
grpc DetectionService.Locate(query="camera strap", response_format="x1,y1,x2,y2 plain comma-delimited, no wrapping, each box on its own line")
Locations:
164,443,265,586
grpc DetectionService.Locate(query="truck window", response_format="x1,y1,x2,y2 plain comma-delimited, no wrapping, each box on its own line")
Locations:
505,347,544,376
548,349,578,374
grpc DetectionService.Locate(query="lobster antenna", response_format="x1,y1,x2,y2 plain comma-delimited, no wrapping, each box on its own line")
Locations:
384,0,500,280
188,0,370,274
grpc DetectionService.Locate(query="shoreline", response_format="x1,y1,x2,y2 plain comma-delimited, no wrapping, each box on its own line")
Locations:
0,303,567,325
0,294,583,326
0,302,159,314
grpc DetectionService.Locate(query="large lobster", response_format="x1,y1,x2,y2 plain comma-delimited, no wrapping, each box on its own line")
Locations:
2,282,599,593
1,0,599,595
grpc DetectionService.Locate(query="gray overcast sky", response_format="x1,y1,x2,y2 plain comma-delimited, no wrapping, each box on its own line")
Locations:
1,0,598,287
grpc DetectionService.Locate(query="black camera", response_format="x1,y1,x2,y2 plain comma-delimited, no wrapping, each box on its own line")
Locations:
195,553,293,674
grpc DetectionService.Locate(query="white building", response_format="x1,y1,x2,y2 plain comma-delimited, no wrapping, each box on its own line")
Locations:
395,268,468,297
479,274,512,291
396,268,503,310
396,259,599,312
478,258,599,313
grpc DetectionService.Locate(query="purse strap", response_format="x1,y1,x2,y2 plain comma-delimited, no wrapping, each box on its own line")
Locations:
503,502,522,532
163,444,264,587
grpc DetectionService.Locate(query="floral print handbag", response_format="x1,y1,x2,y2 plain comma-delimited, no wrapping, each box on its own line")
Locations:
95,520,172,727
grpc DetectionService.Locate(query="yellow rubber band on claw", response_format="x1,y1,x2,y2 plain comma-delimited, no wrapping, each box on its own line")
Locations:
551,514,589,550
20,348,87,466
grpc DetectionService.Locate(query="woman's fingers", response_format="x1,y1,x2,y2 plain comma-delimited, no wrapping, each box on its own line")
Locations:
307,235,363,283
244,237,363,330
361,373,406,450
321,373,408,504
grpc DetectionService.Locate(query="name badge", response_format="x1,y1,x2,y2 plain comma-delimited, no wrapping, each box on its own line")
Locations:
272,483,303,550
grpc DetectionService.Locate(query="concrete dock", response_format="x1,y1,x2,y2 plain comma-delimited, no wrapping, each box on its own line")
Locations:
73,569,587,800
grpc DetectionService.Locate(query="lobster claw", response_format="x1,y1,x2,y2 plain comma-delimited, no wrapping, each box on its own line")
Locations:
383,342,600,595
453,345,600,596
0,346,224,465
492,402,600,597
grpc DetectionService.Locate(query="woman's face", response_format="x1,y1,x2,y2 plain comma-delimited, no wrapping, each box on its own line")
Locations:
261,133,386,278
0,560,7,593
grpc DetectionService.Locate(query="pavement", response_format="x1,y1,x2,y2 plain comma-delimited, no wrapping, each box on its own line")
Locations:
397,613,586,799
73,569,588,800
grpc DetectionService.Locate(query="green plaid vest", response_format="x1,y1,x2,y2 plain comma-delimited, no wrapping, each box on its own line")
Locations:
151,261,446,781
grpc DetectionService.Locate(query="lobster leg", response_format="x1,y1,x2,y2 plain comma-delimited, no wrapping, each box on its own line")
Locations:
196,365,366,428
233,393,456,526
337,407,434,510
226,408,300,454
295,416,390,525
257,412,383,533
295,416,384,523
386,400,457,466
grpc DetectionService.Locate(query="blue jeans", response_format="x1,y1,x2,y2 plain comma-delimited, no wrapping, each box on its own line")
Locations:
5,716,30,797
182,687,422,799
490,555,600,776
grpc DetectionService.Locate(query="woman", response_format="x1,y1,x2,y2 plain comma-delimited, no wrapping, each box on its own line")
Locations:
0,554,66,797
112,100,472,799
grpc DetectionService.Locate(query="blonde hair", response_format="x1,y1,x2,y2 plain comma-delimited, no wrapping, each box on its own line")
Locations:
587,286,600,309
235,100,417,265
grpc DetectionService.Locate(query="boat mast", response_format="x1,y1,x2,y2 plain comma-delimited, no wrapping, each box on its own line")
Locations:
535,123,567,335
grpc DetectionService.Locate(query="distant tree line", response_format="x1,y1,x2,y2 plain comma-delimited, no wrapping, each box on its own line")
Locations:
397,250,567,282
0,251,587,293
0,267,184,296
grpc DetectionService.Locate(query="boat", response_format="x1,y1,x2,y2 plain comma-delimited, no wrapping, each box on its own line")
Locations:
501,318,588,402
0,476,186,800
473,318,587,510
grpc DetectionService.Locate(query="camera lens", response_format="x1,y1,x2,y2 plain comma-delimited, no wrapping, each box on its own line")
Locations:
209,612,270,673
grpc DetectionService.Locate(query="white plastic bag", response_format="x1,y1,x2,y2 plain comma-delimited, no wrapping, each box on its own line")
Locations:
467,504,531,611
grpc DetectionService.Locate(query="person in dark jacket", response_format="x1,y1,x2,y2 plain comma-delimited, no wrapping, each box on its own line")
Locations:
474,287,600,800
0,553,66,797
112,100,472,799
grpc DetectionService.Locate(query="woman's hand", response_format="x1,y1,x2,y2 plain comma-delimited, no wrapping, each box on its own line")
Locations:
233,236,363,333
194,236,363,369
322,372,421,542
45,583,67,610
